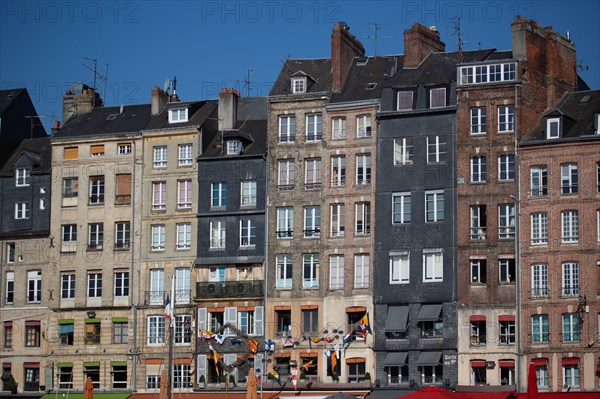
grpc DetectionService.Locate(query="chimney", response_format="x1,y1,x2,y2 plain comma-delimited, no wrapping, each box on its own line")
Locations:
403,23,445,68
62,83,103,123
151,86,169,115
51,120,61,134
331,22,365,93
218,87,240,131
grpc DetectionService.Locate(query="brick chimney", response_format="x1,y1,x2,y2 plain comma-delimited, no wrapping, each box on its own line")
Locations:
151,86,169,115
403,23,445,68
331,22,365,93
62,83,103,123
218,88,240,131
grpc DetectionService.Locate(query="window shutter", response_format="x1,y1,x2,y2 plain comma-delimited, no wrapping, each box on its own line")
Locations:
90,145,104,156
197,354,207,383
64,147,78,159
254,306,264,336
400,257,409,281
224,307,237,336
197,308,207,331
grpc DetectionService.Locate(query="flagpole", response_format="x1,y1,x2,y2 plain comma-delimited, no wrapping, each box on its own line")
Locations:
166,274,175,399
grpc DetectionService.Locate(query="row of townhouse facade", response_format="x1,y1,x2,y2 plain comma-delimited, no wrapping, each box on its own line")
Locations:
1,16,599,398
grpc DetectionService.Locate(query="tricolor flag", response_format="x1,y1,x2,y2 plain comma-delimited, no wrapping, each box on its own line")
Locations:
164,294,173,322
358,312,372,335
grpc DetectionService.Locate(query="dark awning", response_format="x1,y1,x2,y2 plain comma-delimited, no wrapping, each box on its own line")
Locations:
195,256,264,265
417,351,442,366
383,352,408,366
417,304,443,321
385,306,409,332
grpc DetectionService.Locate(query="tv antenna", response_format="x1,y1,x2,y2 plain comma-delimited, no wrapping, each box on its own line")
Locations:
82,57,108,105
577,59,589,71
243,68,253,96
364,23,394,56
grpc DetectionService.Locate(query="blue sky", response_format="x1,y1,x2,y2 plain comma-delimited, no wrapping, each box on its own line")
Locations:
1,1,598,131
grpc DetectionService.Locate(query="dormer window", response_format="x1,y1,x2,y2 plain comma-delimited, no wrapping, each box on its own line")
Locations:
595,113,599,135
16,168,31,187
226,140,243,155
546,117,561,139
169,108,188,123
430,88,446,109
291,77,307,94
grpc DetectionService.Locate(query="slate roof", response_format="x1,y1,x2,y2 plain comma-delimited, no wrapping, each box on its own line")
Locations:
54,104,151,138
0,88,26,114
144,100,218,131
330,56,398,103
270,58,331,96
521,89,600,143
0,136,52,175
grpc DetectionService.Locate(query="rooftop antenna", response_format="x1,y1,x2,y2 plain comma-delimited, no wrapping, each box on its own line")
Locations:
82,57,107,106
449,17,468,62
163,79,170,94
243,68,253,96
577,59,589,71
364,23,394,56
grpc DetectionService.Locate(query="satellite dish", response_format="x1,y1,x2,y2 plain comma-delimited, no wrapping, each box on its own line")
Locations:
163,79,170,93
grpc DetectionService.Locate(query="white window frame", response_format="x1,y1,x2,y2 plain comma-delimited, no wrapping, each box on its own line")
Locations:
329,255,344,290
6,242,15,263
470,205,487,240
330,203,345,237
356,153,371,186
151,224,166,251
178,143,193,166
331,117,347,139
531,264,548,298
355,202,371,236
470,259,487,284
27,270,42,303
394,138,413,165
390,252,409,284
239,219,255,247
499,258,515,284
153,146,167,168
423,249,443,282
276,254,292,289
115,222,131,249
530,165,548,197
561,163,578,194
16,168,31,187
498,105,515,132
330,155,346,187
177,179,192,209
354,254,369,289
291,77,306,94
87,272,102,298
561,210,579,243
277,160,295,189
546,117,560,139
278,115,296,143
276,207,294,238
356,114,372,138
226,140,242,155
241,180,257,207
149,269,165,305
562,314,580,343
306,113,322,141
114,270,129,297
61,273,75,299
302,254,319,289
62,224,77,242
471,156,487,183
6,271,15,304
562,363,580,388
531,314,549,343
498,204,515,239
15,202,30,219
176,223,192,250
152,181,166,211
498,154,515,181
303,206,321,238
427,135,446,163
209,221,226,249
531,212,548,245
425,190,444,222
147,315,165,345
89,176,105,204
304,158,322,189
88,223,104,249
169,108,188,123
470,107,487,134
211,182,227,207
392,192,411,224
118,143,132,155
562,262,579,297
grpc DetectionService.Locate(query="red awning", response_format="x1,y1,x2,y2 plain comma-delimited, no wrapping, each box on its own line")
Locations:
498,315,515,321
470,360,487,367
470,315,486,321
25,321,41,326
531,358,548,365
24,362,39,368
499,360,515,367
561,357,579,365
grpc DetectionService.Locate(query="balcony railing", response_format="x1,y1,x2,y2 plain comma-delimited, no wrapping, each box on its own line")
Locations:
470,227,487,240
531,288,549,298
196,280,264,299
421,328,443,338
146,290,165,306
562,287,579,297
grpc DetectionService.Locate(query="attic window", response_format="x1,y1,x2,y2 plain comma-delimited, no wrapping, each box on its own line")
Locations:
595,113,600,134
169,108,188,123
90,145,105,157
430,88,446,109
291,77,307,94
580,95,591,103
546,117,561,139
16,168,31,187
226,140,243,155
366,82,377,90
106,113,119,121
397,91,414,111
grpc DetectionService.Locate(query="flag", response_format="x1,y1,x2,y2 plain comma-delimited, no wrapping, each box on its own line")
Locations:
310,337,322,344
215,334,225,345
302,359,315,371
358,312,372,335
265,339,275,351
210,344,219,376
343,332,352,345
248,339,259,354
164,294,173,322
170,274,176,330
269,371,283,387
331,350,338,373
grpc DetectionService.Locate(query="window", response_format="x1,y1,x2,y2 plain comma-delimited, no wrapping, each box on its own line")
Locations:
531,166,548,197
423,249,443,282
90,145,104,157
276,254,292,289
27,270,41,303
471,156,487,183
306,113,322,141
238,309,257,335
597,162,600,192
151,225,166,251
115,271,129,297
330,203,345,237
535,362,549,388
397,90,413,110
562,313,580,342
276,309,291,336
470,205,487,240
177,180,192,209
209,221,225,248
241,180,257,207
83,319,102,345
148,316,165,344
64,146,78,159
115,173,132,204
84,364,100,388
291,77,306,94
391,192,413,225
425,190,444,222
63,177,78,198
498,105,515,132
303,254,319,288
498,204,515,239
356,153,371,185
546,117,560,139
6,242,15,263
149,269,165,305
354,254,369,289
470,259,487,284
348,360,366,383
303,206,320,238
561,163,578,194
88,272,102,298
356,115,372,138
500,362,515,385
226,139,242,155
175,268,191,304
459,62,516,85
61,273,75,299
240,219,255,247
430,87,446,108
471,361,487,385
498,154,515,181
276,207,293,238
169,108,188,123
59,321,74,345
304,158,322,189
25,321,41,347
118,143,132,155
531,212,548,245
15,202,30,219
112,364,128,389
89,176,105,204
390,252,409,284
563,360,580,388
277,159,295,190
302,308,319,334
208,309,224,331
419,363,443,385
427,135,446,163
5,271,14,304
88,223,104,250
330,155,346,187
470,107,487,134
561,210,579,243
115,222,131,249
499,319,515,345
174,314,192,344
331,117,347,139
62,224,77,243
152,147,167,169
211,182,227,207
471,319,487,346
152,181,166,211
394,138,413,165
499,258,515,283
532,315,549,343
58,365,73,389
329,255,344,290
355,202,371,235
279,115,296,142
146,375,161,389
176,223,192,250
532,264,548,298
16,168,31,186
178,143,193,166
562,262,579,297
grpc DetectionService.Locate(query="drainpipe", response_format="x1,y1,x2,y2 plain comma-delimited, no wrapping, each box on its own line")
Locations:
260,150,269,399
513,83,523,392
